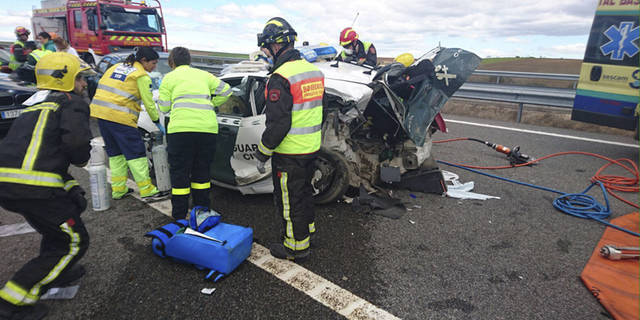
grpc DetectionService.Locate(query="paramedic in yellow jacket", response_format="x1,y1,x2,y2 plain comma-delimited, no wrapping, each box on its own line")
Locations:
158,47,232,219
90,47,168,202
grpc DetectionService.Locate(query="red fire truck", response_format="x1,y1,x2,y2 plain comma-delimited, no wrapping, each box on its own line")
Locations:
32,0,167,63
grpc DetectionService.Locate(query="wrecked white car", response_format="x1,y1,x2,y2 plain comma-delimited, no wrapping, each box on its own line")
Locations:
139,47,481,203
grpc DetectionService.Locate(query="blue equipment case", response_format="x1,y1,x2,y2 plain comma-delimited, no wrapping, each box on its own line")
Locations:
145,220,253,282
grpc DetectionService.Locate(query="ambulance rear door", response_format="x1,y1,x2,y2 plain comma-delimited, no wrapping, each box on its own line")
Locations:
571,1,639,131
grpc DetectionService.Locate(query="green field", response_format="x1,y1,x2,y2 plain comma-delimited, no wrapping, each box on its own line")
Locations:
480,57,533,65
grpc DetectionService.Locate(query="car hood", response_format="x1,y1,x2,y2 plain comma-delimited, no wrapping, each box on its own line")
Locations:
314,61,375,114
0,73,37,93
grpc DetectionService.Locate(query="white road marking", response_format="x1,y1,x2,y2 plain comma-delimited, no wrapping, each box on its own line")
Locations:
0,222,36,237
102,168,400,319
444,118,639,149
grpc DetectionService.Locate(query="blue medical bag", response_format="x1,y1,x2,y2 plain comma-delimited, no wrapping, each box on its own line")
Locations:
145,219,253,282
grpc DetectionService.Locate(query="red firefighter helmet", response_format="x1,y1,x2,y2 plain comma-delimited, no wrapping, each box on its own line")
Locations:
15,26,30,37
339,27,358,47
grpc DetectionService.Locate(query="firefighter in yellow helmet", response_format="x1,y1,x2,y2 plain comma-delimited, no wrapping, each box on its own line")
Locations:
254,17,325,261
336,27,377,67
157,47,232,220
90,47,168,202
390,52,435,100
394,53,415,67
0,52,95,319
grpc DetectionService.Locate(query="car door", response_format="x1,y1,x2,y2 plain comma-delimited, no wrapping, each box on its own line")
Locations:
68,8,90,52
210,76,269,186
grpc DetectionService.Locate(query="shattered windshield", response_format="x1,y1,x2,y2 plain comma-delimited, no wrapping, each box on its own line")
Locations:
101,6,161,33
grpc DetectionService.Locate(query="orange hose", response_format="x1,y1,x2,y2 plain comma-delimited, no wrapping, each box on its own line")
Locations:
432,137,470,143
433,138,639,208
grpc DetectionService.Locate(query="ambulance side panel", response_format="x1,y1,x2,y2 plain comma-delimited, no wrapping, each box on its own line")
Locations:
571,1,640,131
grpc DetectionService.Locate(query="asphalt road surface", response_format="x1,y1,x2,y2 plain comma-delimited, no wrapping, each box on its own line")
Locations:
1,114,638,320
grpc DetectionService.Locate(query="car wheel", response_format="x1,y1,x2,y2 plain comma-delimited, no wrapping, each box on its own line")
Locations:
311,147,350,204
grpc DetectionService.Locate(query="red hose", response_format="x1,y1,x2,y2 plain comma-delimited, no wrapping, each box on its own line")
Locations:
433,138,639,208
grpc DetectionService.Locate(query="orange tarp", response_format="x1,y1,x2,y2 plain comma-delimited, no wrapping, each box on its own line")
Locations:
580,212,639,320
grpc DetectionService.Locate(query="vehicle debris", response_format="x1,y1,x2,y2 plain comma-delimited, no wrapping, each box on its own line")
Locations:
442,170,500,200
196,46,481,204
351,185,406,219
201,288,216,295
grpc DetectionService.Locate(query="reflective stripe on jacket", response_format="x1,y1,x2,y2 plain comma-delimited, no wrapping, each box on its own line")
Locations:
269,59,323,155
90,62,147,127
28,49,51,63
158,65,232,134
8,40,25,70
0,102,69,189
0,93,91,199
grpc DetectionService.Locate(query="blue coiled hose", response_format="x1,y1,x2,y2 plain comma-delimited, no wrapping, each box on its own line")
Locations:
437,160,640,237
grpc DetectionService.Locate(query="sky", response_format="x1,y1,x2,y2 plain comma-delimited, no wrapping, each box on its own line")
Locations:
1,0,599,59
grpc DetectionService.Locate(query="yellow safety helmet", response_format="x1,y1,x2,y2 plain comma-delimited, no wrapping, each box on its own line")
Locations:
394,53,415,67
35,52,95,92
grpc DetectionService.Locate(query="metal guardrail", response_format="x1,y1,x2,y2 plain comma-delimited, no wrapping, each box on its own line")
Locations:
453,82,576,122
473,69,579,83
0,41,580,120
191,58,581,123
190,55,244,74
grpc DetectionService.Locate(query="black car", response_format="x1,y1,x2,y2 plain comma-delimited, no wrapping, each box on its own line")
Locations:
0,73,37,135
0,51,169,137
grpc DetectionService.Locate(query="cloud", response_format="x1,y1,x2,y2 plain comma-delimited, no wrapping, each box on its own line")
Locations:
6,0,598,59
0,10,32,37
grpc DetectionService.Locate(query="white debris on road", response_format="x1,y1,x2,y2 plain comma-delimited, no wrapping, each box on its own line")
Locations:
442,170,500,200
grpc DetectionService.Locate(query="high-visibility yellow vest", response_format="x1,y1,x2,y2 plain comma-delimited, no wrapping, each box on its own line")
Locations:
340,41,372,60
28,49,51,63
271,59,323,155
90,62,147,127
157,65,231,134
8,40,25,70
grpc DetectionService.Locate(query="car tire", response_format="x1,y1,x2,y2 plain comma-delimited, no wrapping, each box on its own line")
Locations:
311,147,350,204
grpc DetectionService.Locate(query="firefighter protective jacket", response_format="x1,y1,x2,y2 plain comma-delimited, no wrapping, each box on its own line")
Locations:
26,48,51,67
90,61,159,127
258,49,324,157
9,40,26,70
158,65,232,134
0,92,91,199
338,40,377,67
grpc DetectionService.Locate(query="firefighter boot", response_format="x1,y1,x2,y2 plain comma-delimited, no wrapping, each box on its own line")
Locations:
269,243,309,262
0,299,48,320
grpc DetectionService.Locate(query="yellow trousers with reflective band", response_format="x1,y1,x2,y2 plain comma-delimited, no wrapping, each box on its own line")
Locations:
109,155,159,199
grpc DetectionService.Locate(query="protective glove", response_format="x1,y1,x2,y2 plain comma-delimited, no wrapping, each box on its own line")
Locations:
68,186,88,213
256,161,266,174
252,151,270,174
154,121,166,135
